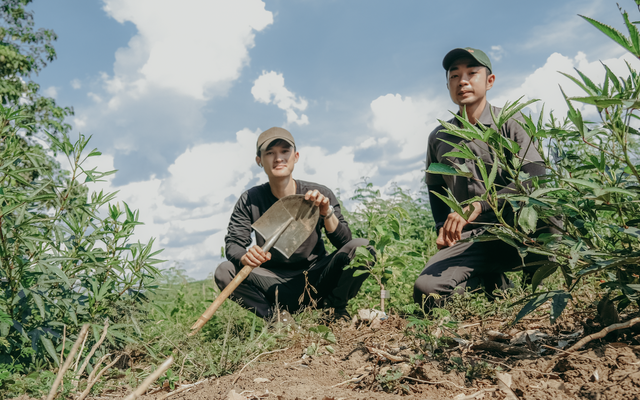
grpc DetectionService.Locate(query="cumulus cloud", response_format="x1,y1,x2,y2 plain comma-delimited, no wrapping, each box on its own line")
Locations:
251,71,309,126
492,51,640,118
70,79,81,89
489,45,505,62
43,86,58,99
101,0,273,101
71,0,275,184
369,93,449,160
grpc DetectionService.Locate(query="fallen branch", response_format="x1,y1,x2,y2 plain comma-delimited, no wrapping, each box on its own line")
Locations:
330,372,369,388
46,324,90,400
471,340,533,356
158,379,208,400
75,319,110,388
401,376,466,389
232,348,289,385
567,317,640,352
123,356,174,400
542,318,640,373
76,355,122,400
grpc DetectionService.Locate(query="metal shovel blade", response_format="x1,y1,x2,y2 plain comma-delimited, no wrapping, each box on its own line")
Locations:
251,194,319,259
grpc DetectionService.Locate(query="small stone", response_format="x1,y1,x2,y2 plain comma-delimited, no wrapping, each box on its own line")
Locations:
547,380,566,391
253,377,270,383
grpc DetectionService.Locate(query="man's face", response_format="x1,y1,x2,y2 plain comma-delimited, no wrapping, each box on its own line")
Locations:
256,142,299,179
447,57,495,107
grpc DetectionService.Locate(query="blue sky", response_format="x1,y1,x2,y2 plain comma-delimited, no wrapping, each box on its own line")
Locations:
28,0,637,278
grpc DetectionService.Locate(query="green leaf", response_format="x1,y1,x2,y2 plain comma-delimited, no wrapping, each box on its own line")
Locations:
580,15,634,54
550,292,572,324
563,178,602,190
514,291,559,324
518,206,538,234
531,263,559,293
431,188,465,218
40,336,59,366
427,163,473,178
32,292,46,318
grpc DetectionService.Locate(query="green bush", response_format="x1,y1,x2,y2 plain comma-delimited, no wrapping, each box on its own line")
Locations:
0,106,162,375
426,3,640,322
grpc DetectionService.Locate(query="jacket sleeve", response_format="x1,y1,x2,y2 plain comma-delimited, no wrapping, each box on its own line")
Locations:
224,192,253,269
428,184,450,231
325,190,352,249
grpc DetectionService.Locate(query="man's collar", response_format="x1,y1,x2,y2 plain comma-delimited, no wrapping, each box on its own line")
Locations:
451,102,493,127
477,102,493,126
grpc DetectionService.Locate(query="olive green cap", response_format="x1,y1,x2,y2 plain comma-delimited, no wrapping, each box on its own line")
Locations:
442,47,492,73
256,127,295,155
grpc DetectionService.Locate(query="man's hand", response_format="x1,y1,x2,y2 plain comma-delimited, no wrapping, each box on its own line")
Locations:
305,189,331,217
438,202,482,248
241,245,271,268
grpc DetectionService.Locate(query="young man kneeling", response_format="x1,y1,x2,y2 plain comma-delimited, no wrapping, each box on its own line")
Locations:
215,127,371,322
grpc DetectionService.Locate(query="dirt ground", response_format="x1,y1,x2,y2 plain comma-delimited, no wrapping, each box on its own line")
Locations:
99,313,640,400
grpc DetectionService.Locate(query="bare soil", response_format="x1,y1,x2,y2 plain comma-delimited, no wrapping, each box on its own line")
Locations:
101,313,640,400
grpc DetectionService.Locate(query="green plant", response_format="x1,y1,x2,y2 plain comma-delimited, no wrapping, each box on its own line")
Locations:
405,308,457,354
0,106,162,374
345,183,437,314
426,1,640,323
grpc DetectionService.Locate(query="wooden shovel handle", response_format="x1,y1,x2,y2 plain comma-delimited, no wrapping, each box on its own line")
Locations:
189,265,253,336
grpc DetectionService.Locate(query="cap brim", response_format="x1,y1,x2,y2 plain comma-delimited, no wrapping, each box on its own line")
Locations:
442,48,476,71
258,137,295,154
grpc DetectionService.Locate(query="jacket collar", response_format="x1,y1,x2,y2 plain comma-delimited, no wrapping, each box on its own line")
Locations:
452,102,494,127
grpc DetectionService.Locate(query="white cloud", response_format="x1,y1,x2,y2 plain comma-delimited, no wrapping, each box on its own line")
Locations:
369,93,449,159
70,79,81,89
87,92,102,103
489,45,505,62
492,51,640,119
43,86,58,99
101,0,273,101
251,71,309,126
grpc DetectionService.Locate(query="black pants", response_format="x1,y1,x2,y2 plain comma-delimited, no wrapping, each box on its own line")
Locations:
413,239,547,309
214,238,370,318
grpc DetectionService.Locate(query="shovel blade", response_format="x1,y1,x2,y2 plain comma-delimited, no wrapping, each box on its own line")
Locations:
252,195,319,259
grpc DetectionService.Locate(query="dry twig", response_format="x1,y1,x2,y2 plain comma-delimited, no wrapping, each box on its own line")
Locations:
158,379,207,400
76,355,122,400
567,317,640,352
46,324,90,400
232,348,289,385
401,376,466,389
73,329,88,373
366,346,407,363
123,356,174,400
471,340,533,356
330,372,369,388
75,318,110,387
453,388,498,400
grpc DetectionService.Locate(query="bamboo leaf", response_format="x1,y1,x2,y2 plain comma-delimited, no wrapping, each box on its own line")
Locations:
580,15,635,54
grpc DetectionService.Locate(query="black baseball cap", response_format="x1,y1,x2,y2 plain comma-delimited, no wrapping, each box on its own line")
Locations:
442,47,492,73
256,127,295,155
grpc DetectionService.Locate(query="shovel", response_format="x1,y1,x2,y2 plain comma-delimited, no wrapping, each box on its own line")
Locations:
189,194,319,335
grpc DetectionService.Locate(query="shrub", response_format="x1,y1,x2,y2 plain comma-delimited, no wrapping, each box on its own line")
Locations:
0,106,162,373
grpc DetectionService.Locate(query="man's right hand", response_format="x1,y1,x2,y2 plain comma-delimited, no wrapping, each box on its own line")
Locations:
240,245,271,268
436,227,456,249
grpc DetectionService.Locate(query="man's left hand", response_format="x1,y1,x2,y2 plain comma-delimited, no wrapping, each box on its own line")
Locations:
441,202,482,247
305,190,331,216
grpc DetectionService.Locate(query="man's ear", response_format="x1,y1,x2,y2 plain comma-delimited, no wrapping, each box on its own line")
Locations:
255,156,262,168
486,73,496,91
294,151,299,164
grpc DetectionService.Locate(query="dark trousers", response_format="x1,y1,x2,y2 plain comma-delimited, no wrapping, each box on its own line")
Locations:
214,238,370,318
413,239,547,309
